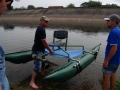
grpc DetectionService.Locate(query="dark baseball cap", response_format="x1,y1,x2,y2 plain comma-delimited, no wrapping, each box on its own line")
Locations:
7,0,20,8
104,14,120,23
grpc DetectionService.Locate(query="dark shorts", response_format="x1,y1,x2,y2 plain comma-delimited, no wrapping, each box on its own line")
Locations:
102,64,119,74
33,51,46,73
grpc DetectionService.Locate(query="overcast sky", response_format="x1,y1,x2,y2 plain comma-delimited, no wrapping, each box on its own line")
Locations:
12,0,120,8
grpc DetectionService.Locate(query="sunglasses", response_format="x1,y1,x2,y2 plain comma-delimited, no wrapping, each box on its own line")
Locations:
45,21,48,23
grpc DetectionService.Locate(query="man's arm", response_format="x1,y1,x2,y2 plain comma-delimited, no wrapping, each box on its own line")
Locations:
42,39,54,54
103,45,117,68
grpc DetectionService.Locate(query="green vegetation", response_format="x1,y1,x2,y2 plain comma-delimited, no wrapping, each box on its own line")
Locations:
7,6,13,10
102,4,119,8
14,6,26,10
27,5,35,9
80,1,102,7
9,74,68,90
66,3,75,8
8,0,120,10
10,75,97,90
9,74,120,90
36,7,44,9
80,1,119,8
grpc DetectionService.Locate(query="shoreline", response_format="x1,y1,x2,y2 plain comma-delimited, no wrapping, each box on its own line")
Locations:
0,17,108,31
0,17,105,22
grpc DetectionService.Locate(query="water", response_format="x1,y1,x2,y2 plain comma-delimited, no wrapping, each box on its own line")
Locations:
0,22,120,89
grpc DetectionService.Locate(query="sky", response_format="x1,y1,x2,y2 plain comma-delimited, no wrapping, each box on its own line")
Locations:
12,0,120,8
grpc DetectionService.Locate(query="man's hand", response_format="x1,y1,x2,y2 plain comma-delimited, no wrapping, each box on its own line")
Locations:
103,61,109,68
50,50,54,55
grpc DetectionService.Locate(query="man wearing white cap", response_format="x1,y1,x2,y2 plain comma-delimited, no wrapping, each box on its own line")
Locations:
102,14,120,90
0,0,19,89
29,16,54,89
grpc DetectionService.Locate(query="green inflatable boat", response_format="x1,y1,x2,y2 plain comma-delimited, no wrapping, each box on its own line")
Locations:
43,43,101,82
5,50,33,64
5,44,101,82
5,45,84,64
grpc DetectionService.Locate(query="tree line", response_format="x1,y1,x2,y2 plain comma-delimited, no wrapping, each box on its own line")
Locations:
8,1,120,10
67,1,120,8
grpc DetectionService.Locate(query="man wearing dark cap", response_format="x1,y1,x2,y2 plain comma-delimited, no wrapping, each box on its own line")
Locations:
0,0,19,89
29,16,54,89
102,14,120,90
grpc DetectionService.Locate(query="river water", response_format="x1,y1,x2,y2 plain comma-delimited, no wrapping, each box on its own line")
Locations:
0,21,120,89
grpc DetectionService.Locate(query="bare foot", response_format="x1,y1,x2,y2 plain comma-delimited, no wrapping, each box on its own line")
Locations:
29,83,38,89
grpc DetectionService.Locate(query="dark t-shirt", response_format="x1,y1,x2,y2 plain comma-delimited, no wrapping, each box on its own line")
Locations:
32,25,46,52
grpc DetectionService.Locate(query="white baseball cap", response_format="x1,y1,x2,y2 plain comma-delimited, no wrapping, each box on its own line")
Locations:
104,14,120,24
40,16,51,22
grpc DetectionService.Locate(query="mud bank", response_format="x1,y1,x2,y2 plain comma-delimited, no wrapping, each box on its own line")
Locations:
0,8,120,30
1,8,120,22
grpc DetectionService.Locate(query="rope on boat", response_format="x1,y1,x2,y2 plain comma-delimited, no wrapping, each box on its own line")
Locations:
71,50,99,73
72,59,80,68
71,58,82,72
83,50,98,55
83,50,99,59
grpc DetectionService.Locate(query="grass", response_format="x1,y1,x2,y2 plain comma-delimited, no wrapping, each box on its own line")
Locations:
10,73,68,90
9,73,97,90
99,77,120,90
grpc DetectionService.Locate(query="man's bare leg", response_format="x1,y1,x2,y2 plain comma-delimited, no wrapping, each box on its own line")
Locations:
29,71,38,89
110,73,116,90
40,67,45,76
0,85,1,90
102,73,111,90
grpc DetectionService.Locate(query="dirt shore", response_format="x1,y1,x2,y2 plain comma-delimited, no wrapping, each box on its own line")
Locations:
1,8,120,23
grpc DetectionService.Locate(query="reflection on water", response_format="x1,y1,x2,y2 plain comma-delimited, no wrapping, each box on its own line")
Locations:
3,24,15,30
0,20,110,32
0,21,119,87
49,21,110,33
0,22,108,63
0,23,107,55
